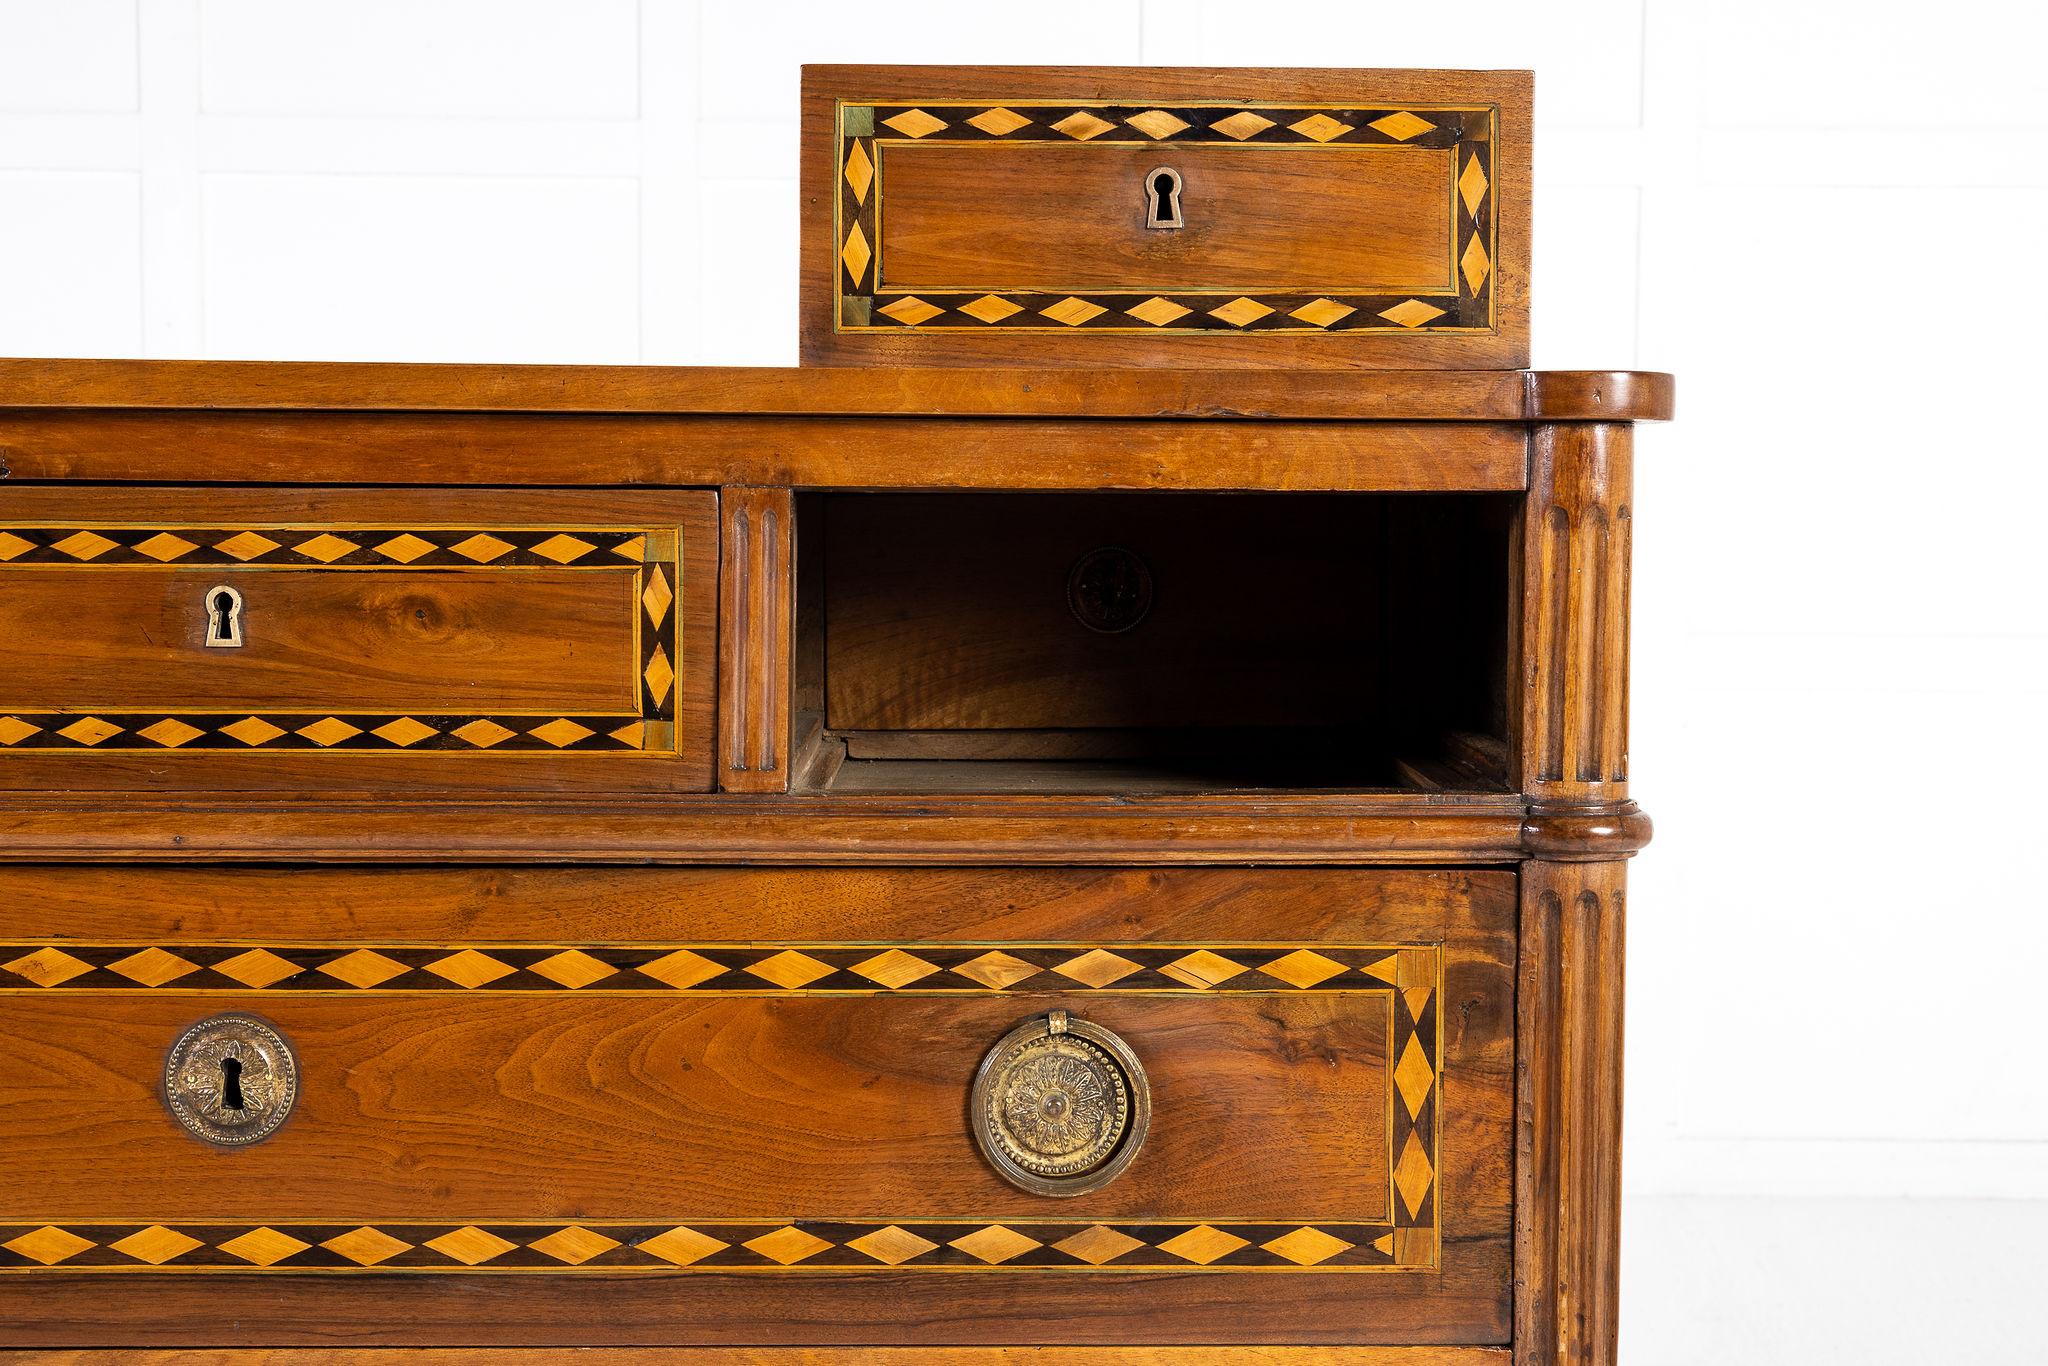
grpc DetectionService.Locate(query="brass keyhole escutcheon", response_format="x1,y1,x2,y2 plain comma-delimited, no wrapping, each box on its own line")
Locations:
1066,546,1153,634
203,584,244,648
163,1014,297,1146
1144,166,1184,229
971,1009,1150,1197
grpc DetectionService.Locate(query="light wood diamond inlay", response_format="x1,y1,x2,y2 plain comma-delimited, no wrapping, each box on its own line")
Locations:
220,716,287,746
133,532,199,561
640,1225,729,1266
746,950,835,990
841,222,872,288
529,719,595,748
952,950,1040,991
0,717,42,745
850,949,940,989
318,948,409,989
1368,110,1435,141
293,533,359,563
528,1226,620,1265
949,1225,1041,1265
527,949,617,989
424,1226,517,1265
1159,950,1248,989
1290,298,1357,328
53,531,120,560
425,949,516,989
1041,297,1107,327
966,107,1033,136
1209,297,1274,328
1394,1131,1435,1218
107,947,200,987
637,948,726,991
295,717,363,746
4,947,93,987
1126,109,1190,138
449,533,514,563
452,719,517,748
1210,110,1276,140
1053,1224,1145,1265
744,1226,833,1265
641,564,673,623
370,717,439,747
4,1226,95,1265
218,1228,310,1267
1126,296,1192,326
322,1227,414,1266
1380,299,1448,329
373,533,436,563
137,718,206,748
1259,949,1349,989
1051,111,1116,140
530,534,595,564
1394,1033,1437,1118
1288,114,1353,143
877,296,945,326
210,948,305,989
1054,948,1143,988
212,532,279,561
1459,152,1490,217
109,1225,204,1265
958,294,1024,324
843,138,874,202
1263,1226,1355,1266
1159,1225,1250,1265
881,109,947,139
847,1225,939,1265
57,717,123,746
0,532,36,560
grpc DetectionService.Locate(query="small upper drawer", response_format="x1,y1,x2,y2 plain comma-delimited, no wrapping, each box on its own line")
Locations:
802,65,1528,369
0,487,715,792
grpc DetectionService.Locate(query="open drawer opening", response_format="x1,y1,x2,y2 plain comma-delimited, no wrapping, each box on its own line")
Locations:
792,491,1515,795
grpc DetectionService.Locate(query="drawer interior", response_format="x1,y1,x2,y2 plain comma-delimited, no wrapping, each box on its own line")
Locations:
796,491,1514,794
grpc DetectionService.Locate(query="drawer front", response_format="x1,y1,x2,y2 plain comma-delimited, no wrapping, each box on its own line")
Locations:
0,487,715,792
802,65,1529,370
0,866,1512,1348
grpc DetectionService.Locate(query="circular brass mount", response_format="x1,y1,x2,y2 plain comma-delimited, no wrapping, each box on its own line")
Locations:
163,1014,298,1146
971,1009,1149,1197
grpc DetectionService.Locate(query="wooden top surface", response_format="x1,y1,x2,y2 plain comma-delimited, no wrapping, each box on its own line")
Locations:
0,359,1672,422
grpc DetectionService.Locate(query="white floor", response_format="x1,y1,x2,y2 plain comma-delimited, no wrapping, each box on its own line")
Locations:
1621,1196,2042,1364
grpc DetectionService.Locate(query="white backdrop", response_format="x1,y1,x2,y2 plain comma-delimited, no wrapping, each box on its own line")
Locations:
2,2,2043,1360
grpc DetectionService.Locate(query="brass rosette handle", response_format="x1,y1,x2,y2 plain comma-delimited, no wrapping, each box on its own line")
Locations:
970,1009,1150,1197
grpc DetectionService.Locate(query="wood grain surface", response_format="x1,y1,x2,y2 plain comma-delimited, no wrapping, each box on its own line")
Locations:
0,1351,1511,1364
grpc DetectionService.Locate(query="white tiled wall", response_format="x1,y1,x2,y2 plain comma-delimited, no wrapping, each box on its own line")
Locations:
1,3,2043,1358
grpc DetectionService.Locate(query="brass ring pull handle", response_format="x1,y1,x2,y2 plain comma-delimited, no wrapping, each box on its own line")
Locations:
971,1009,1150,1197
163,1014,297,1146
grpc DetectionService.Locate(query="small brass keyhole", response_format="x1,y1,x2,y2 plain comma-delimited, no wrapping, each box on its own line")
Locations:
218,1054,245,1110
204,584,244,648
1144,166,1184,229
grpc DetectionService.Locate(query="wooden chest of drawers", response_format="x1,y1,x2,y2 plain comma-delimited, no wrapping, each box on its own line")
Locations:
0,63,1667,1366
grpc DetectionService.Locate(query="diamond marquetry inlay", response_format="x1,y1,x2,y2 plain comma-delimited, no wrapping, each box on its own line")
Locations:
1259,949,1348,989
4,947,91,986
1380,299,1448,329
847,1225,939,1265
843,138,874,203
529,719,595,748
881,108,947,139
218,1228,310,1267
452,719,516,748
1263,1226,1355,1266
1394,1131,1435,1217
877,296,945,326
1290,298,1357,328
530,534,596,564
640,1225,729,1266
370,717,439,747
318,949,409,989
425,949,516,989
965,107,1032,136
1054,948,1142,988
1051,110,1115,140
528,1226,621,1265
109,1226,203,1265
133,532,199,561
449,533,514,563
841,222,872,287
744,1226,833,1265
0,717,39,745
952,950,1040,991
1053,1224,1145,1265
1368,110,1435,141
296,717,362,746
106,947,200,987
137,718,205,748
958,294,1024,324
528,949,617,990
1126,296,1192,326
637,948,726,991
213,532,279,561
746,950,835,990
1126,109,1190,138
1158,950,1248,989
1210,110,1276,140
949,1225,1041,1264
4,1227,95,1265
57,717,123,746
53,531,119,560
1041,297,1107,327
851,949,940,989
1288,113,1352,142
322,1227,414,1266
1158,1225,1250,1265
211,948,304,989
424,1226,517,1265
1208,297,1274,328
374,533,436,563
294,533,359,563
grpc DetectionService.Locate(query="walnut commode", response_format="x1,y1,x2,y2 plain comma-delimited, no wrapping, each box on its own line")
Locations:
0,64,1667,1366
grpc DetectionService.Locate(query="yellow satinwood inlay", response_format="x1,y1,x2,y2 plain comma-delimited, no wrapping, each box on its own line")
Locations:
1159,950,1248,989
213,531,279,561
530,534,596,564
425,949,516,989
1458,153,1490,217
110,1226,203,1265
54,530,120,560
841,222,872,288
371,717,439,747
958,294,1024,324
966,107,1032,136
5,947,92,986
1158,1226,1250,1265
57,717,123,746
612,535,646,563
220,716,287,746
644,646,676,706
1258,949,1348,989
1290,298,1356,328
425,1226,516,1265
1288,114,1352,142
1053,1225,1144,1265
952,950,1039,991
877,296,945,326
529,719,595,748
450,533,514,563
640,1226,729,1266
373,533,436,563
1208,297,1274,328
1368,110,1435,141
1374,1232,1396,1255
1042,297,1107,327
1398,948,1433,988
1054,948,1142,988
452,719,516,748
843,138,875,203
219,1228,310,1266
949,1225,1041,1264
323,1227,413,1266
848,1225,939,1265
1380,299,1447,329
1404,985,1433,1021
4,1226,95,1265
318,948,409,989
1361,953,1401,983
1126,109,1190,139
1396,1226,1436,1266
609,721,647,749
881,108,947,139
528,949,616,989
1051,111,1115,140
744,1226,832,1265
294,533,359,563
1394,1131,1435,1217
1210,111,1275,140
637,948,726,990
1262,1226,1355,1266
296,717,363,747
851,948,941,989
1394,1035,1436,1119
137,718,206,748
641,564,673,623
107,947,200,987
529,1226,620,1265
747,949,835,990
1461,234,1491,293
0,532,35,560
133,532,198,561
0,717,40,746
1126,297,1192,326
211,948,304,989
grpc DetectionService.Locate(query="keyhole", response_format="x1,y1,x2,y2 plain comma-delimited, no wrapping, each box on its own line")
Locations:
218,1055,246,1110
204,584,244,648
1145,166,1183,229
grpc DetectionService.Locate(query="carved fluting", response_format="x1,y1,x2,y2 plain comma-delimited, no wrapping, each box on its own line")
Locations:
1517,861,1627,1366
1523,424,1633,802
718,487,793,791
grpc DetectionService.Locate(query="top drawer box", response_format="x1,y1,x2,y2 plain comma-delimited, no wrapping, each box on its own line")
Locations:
0,486,715,794
802,65,1528,370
